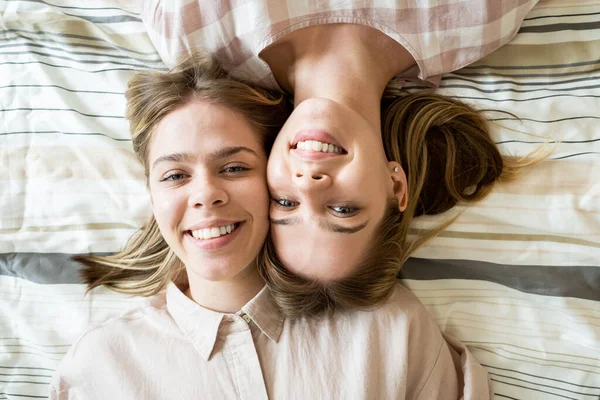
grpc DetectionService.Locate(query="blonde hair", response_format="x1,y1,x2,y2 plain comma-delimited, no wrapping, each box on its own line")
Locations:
76,53,292,295
259,92,541,318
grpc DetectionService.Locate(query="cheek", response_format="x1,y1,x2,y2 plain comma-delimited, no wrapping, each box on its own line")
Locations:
266,152,287,183
356,159,390,191
360,170,392,221
235,178,270,222
276,116,298,142
150,188,185,229
267,160,293,198
339,166,374,193
250,181,270,218
342,167,390,210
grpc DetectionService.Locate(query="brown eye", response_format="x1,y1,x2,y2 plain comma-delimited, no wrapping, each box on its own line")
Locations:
222,165,249,173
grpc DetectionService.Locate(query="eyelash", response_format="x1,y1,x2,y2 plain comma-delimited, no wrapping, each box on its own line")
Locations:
272,198,359,216
330,205,359,216
272,198,298,208
160,165,249,182
161,173,187,182
222,165,250,174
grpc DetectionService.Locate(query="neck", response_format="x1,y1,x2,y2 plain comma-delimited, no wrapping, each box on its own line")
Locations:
185,261,265,313
263,24,414,132
292,54,387,132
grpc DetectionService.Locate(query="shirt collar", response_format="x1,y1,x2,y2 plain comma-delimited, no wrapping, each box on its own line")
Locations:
241,285,284,343
166,282,284,361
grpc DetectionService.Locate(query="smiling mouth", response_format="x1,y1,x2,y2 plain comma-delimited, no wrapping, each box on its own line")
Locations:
186,222,241,240
290,130,348,155
292,140,346,154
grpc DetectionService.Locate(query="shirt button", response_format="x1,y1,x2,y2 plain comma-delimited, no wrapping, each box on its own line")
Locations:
241,314,252,324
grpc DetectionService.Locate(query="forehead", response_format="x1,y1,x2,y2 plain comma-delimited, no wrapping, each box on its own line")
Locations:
271,221,376,281
149,99,263,161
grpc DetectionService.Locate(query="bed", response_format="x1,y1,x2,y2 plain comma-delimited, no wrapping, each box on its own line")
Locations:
1,0,598,399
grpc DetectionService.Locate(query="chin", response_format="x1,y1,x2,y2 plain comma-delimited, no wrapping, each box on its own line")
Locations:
187,260,248,282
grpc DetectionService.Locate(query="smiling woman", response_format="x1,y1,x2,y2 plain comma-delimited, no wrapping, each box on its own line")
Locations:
147,100,272,308
266,98,407,282
260,91,536,317
50,52,493,400
74,53,292,300
140,0,542,319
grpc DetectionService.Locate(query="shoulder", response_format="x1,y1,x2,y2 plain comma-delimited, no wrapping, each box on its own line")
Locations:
140,0,272,57
370,282,437,323
320,283,443,348
374,283,491,399
74,292,173,352
375,283,446,348
51,292,175,386
363,284,452,389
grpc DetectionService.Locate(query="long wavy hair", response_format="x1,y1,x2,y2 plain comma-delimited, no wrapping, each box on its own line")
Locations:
75,53,292,296
259,92,543,318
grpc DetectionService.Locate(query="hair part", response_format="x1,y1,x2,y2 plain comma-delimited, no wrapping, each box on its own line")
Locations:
260,91,544,318
77,53,292,296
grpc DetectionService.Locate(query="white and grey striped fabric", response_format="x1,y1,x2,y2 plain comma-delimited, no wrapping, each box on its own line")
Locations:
0,0,598,399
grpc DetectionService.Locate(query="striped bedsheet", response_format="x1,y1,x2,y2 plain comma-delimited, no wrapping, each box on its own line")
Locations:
0,0,598,399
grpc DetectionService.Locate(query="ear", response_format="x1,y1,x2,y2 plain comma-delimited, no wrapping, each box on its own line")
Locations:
388,161,408,212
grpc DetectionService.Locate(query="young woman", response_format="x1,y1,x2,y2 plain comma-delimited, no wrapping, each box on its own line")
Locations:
142,0,541,316
50,54,492,399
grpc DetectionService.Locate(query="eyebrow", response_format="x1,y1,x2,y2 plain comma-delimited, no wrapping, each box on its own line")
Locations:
151,146,258,170
270,217,368,234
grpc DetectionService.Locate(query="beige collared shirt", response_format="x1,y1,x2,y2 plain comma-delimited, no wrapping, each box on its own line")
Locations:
49,282,491,399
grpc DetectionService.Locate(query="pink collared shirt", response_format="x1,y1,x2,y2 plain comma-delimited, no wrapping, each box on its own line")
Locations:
50,282,491,399
142,0,539,91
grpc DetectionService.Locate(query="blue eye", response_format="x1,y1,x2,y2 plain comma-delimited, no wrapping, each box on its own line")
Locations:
273,198,298,208
331,205,359,215
161,173,186,182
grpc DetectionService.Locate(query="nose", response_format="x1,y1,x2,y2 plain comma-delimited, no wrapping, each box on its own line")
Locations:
188,178,228,208
293,168,332,192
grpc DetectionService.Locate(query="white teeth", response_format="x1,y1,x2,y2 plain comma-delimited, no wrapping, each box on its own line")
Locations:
191,224,236,240
295,140,343,154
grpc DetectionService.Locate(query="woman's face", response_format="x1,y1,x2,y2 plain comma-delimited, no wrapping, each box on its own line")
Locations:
267,98,407,281
148,99,270,282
